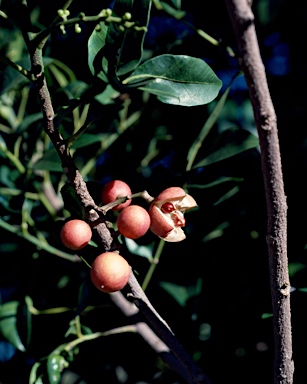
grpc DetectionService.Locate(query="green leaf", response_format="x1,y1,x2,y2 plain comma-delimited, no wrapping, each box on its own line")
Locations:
160,279,202,307
16,113,42,134
29,148,62,172
186,83,231,170
115,0,152,76
95,84,119,104
288,262,306,277
125,238,154,261
88,22,109,81
0,301,26,352
71,133,105,149
213,186,240,206
188,177,244,190
29,362,42,384
193,129,259,168
202,221,230,242
60,184,85,219
123,54,222,106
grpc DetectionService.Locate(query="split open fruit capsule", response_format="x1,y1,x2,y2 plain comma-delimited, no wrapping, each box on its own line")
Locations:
149,187,197,242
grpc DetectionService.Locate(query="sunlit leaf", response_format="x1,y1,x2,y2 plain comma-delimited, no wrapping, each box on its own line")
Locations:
123,54,222,106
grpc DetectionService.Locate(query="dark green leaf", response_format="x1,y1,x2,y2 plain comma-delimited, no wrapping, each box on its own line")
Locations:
71,133,105,149
116,0,152,76
160,279,202,307
29,148,62,172
88,23,109,81
202,221,230,242
60,184,84,219
16,113,42,134
0,301,26,352
288,262,305,277
123,54,222,106
193,129,259,168
213,186,240,205
125,238,154,261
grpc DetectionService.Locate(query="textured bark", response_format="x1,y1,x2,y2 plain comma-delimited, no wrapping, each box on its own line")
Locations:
225,1,294,383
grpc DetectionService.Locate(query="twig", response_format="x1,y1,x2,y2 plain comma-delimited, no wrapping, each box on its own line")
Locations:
225,1,294,383
25,14,210,384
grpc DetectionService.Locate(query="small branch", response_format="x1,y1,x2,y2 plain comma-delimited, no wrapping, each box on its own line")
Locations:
99,190,154,214
24,12,210,383
225,1,294,383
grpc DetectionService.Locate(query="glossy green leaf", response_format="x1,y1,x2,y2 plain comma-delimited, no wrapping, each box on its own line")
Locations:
123,54,222,106
0,301,26,352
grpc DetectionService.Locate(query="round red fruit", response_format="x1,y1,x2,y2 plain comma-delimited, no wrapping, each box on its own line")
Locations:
90,252,131,293
60,219,92,250
116,205,151,239
101,180,132,211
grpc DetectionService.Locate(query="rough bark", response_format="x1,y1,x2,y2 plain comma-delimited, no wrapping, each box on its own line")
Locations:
225,1,294,383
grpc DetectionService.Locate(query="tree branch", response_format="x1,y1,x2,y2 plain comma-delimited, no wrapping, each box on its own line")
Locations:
224,1,294,383
27,33,209,384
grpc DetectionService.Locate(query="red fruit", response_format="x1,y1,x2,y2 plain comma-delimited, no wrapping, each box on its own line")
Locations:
60,219,92,250
116,205,151,239
90,252,131,293
101,180,132,211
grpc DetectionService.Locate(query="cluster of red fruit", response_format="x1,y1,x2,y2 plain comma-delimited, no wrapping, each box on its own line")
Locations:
60,180,197,293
